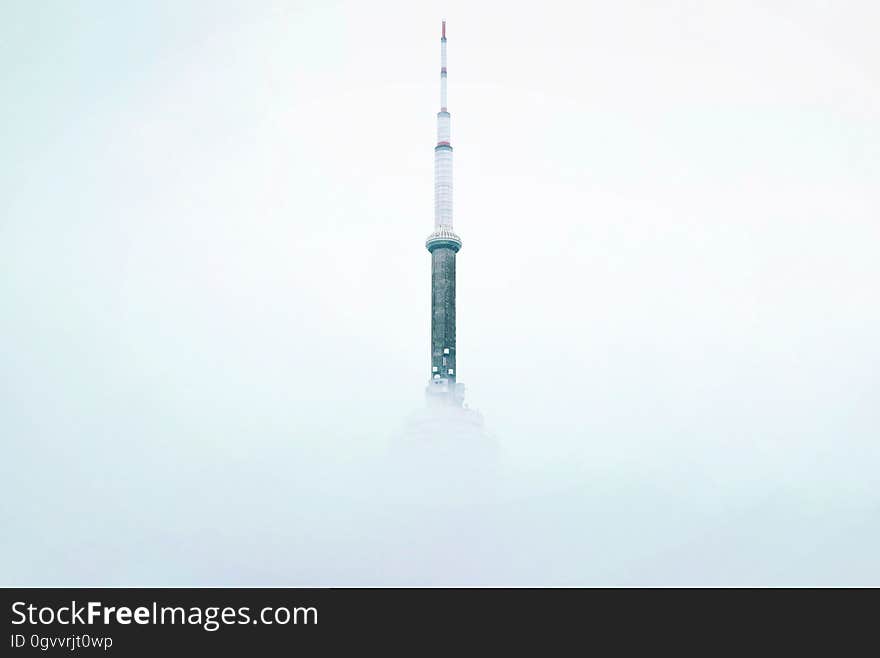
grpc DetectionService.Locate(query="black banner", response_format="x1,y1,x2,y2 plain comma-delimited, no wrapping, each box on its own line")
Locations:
0,587,864,653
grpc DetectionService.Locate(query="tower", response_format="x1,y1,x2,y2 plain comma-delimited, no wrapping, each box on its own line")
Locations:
426,20,465,406
390,20,491,470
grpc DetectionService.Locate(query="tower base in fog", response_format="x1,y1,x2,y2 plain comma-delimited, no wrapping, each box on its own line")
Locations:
402,400,487,443
387,403,498,504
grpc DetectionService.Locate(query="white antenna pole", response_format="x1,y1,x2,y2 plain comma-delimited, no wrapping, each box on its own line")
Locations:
434,20,453,229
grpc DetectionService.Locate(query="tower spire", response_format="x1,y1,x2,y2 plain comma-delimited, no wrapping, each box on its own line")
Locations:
435,21,452,228
440,22,447,111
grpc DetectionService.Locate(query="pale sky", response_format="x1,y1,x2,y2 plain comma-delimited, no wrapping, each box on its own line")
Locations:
2,1,878,585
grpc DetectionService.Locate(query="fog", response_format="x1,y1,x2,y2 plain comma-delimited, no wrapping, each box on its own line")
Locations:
2,0,878,585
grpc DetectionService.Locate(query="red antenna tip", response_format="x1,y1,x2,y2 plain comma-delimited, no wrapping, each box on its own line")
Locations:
442,21,446,39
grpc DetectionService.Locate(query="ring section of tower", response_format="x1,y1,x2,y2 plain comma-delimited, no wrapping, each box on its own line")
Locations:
426,227,462,253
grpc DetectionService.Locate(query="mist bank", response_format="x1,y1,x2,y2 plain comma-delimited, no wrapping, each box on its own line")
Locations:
3,413,877,586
